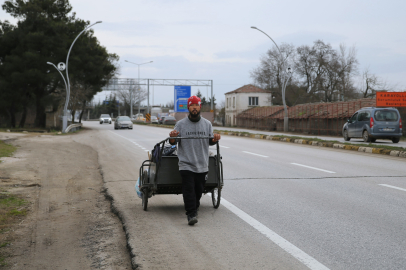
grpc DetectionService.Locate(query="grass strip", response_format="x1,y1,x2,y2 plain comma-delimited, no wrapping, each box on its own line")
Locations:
0,141,17,160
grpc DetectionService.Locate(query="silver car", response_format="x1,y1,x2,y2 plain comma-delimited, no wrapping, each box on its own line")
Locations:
100,114,112,124
343,107,402,143
151,115,159,124
114,116,133,130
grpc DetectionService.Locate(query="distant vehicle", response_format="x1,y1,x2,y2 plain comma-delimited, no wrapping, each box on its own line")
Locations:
159,116,166,125
151,115,159,124
133,113,146,122
151,107,162,117
343,107,402,143
162,116,177,125
100,114,112,124
114,116,133,130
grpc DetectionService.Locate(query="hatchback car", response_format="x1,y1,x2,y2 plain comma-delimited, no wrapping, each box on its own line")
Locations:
114,116,133,130
342,107,402,143
162,116,177,125
99,114,112,124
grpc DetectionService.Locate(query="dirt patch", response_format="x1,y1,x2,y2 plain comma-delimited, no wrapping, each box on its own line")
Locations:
0,133,132,269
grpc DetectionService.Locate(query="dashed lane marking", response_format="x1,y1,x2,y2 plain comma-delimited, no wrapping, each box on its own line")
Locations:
291,163,335,174
379,184,406,192
242,151,268,158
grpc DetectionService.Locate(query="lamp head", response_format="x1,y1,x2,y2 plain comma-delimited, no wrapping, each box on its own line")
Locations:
46,62,52,65
96,21,102,24
251,26,257,29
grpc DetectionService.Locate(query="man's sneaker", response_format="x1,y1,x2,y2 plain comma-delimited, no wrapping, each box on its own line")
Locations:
187,215,198,226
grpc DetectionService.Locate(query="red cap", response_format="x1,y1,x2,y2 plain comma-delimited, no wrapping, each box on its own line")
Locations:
187,95,201,109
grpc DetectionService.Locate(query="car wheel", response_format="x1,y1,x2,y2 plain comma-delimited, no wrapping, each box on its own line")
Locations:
392,138,400,143
109,121,111,124
363,130,371,143
370,139,376,143
100,122,102,124
343,130,350,141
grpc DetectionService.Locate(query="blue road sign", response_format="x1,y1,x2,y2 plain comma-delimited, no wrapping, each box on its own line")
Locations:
174,86,191,112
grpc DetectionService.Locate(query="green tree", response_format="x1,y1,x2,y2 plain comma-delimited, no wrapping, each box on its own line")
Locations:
0,0,118,128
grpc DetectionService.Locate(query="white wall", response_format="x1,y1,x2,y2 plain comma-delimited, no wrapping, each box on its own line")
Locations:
225,92,272,126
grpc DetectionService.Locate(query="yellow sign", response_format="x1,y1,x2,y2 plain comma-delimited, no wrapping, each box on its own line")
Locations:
210,110,214,112
376,92,406,107
145,113,151,121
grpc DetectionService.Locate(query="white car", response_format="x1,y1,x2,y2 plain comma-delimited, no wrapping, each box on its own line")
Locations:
151,116,159,124
100,114,112,124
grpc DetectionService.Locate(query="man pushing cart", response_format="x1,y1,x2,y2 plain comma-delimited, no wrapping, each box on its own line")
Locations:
169,95,221,225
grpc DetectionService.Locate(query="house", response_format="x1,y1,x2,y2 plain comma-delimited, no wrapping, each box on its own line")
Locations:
224,84,272,126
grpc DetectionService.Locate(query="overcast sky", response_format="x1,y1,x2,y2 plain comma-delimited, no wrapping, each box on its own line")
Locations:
1,0,405,107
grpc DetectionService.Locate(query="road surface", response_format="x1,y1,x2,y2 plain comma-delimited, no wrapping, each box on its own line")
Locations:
75,121,406,270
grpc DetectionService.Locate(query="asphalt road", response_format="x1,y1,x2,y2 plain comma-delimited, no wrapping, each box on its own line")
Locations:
76,121,406,270
214,126,406,148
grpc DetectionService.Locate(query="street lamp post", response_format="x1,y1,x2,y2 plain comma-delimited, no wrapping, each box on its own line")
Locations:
124,60,153,119
47,21,102,133
251,26,292,132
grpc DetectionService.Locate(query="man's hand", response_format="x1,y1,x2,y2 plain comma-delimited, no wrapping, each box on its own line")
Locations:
169,130,179,137
169,130,179,144
212,133,221,143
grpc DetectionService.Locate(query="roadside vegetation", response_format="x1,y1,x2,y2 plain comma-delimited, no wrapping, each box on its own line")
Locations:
0,141,27,266
0,140,16,160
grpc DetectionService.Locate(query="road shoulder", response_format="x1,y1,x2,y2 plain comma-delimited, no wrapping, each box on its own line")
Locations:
0,132,131,269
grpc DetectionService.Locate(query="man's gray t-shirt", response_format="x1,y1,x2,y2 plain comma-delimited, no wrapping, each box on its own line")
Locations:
173,117,214,173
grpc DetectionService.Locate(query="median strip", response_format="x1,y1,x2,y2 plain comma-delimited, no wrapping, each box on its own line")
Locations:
214,130,406,159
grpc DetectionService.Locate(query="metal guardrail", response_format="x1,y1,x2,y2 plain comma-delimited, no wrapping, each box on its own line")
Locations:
64,123,82,133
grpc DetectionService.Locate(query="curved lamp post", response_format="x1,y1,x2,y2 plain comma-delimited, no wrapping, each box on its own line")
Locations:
124,60,153,119
47,21,102,133
251,26,292,132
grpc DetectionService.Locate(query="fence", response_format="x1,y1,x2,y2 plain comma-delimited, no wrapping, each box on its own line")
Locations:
236,98,406,136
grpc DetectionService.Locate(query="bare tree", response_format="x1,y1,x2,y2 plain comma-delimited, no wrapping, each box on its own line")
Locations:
115,81,148,115
250,43,296,95
359,68,391,98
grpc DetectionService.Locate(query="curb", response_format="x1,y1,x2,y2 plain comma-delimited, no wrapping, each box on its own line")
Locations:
216,131,406,159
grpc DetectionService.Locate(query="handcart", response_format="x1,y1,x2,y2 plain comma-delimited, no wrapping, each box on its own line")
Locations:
138,136,224,211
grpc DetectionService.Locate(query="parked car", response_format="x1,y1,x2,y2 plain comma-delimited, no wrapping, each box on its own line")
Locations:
114,116,133,130
162,116,177,125
151,115,159,124
342,107,402,143
99,114,112,124
159,116,166,125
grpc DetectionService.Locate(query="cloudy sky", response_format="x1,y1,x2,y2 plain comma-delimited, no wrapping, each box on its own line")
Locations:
1,0,405,107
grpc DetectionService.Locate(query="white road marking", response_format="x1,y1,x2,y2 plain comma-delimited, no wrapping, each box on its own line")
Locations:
109,131,148,151
291,163,335,174
379,184,406,192
216,196,330,270
220,145,230,148
242,151,268,158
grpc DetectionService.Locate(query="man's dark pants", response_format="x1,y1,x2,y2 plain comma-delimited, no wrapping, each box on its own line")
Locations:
180,170,207,217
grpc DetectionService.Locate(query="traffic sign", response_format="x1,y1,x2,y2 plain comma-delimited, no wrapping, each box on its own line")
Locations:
174,86,191,112
145,113,151,122
376,92,406,107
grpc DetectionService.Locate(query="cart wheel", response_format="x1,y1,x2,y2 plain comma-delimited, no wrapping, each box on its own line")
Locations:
211,188,221,209
142,190,148,211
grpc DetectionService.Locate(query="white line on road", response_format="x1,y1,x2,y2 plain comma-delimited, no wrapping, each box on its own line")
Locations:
220,145,230,148
379,184,406,192
291,163,336,174
216,196,330,270
242,151,268,158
